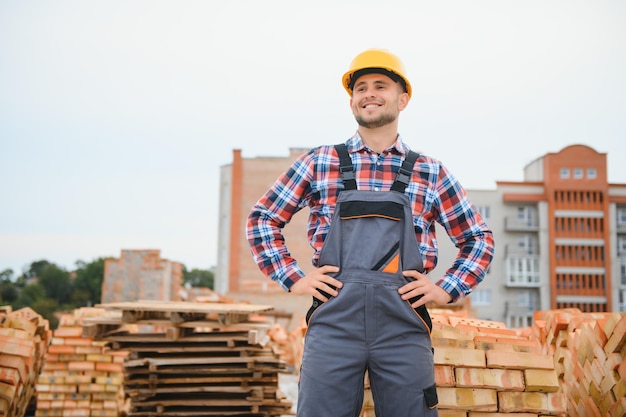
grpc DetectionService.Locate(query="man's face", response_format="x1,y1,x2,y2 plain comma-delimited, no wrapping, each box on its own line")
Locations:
350,73,409,129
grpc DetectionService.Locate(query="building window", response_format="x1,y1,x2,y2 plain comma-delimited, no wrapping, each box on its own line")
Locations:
621,258,626,287
518,291,536,310
587,168,597,179
477,205,490,220
618,208,626,226
517,235,535,254
619,237,626,254
517,206,533,226
560,168,570,179
507,256,540,286
573,168,584,179
471,289,492,306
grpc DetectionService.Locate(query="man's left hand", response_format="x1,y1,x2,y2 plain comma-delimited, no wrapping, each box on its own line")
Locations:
399,270,452,307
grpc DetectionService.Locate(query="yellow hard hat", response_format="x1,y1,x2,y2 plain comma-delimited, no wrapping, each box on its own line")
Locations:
342,48,412,98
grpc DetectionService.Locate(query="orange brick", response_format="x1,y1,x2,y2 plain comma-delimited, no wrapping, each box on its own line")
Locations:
453,323,480,334
497,392,566,414
603,312,624,336
435,347,486,368
64,375,93,384
63,337,93,346
0,334,35,358
86,354,112,363
456,367,524,391
485,350,554,370
68,361,95,371
0,367,21,385
53,327,84,338
593,381,613,415
476,327,518,337
432,337,475,349
604,314,626,356
437,387,497,411
613,377,626,400
0,328,29,339
47,344,76,355
0,354,28,382
473,335,498,344
599,369,618,396
523,369,560,392
474,340,542,354
432,326,475,342
449,317,507,329
78,383,105,393
95,362,124,373
618,353,626,380
75,346,104,354
434,365,456,386
584,396,602,417
59,354,87,362
469,413,538,417
608,395,626,417
94,376,123,385
439,410,467,417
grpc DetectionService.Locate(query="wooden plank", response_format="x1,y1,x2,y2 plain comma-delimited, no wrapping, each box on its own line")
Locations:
95,300,274,316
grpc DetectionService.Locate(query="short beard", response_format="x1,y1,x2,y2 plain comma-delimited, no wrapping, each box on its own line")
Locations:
355,112,397,129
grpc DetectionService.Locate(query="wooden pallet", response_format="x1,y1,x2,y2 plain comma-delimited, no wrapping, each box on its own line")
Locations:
84,300,294,417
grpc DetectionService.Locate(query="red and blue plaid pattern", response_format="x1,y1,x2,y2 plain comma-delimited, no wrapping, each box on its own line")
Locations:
247,133,495,302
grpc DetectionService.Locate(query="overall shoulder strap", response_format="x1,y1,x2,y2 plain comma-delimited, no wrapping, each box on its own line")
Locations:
334,143,357,190
391,150,420,193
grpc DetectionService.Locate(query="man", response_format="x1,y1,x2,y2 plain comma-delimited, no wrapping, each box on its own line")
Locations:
247,48,495,417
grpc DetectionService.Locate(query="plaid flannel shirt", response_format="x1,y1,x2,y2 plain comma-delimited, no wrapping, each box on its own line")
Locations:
246,133,495,302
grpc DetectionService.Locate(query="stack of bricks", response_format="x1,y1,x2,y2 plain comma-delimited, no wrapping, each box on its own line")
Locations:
533,308,626,417
429,314,567,417
359,311,567,417
35,307,128,417
0,306,51,417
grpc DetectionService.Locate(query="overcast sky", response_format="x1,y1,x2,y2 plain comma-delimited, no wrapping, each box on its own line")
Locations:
1,0,625,276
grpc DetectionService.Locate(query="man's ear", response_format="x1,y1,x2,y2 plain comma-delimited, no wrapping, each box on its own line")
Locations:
398,92,410,111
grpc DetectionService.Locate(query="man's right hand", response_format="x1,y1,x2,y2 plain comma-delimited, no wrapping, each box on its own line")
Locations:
290,265,342,302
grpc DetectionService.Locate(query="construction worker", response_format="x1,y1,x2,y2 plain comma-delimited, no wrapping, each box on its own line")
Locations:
246,48,495,417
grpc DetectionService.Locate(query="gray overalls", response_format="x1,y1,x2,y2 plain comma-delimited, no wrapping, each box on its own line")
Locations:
298,144,439,417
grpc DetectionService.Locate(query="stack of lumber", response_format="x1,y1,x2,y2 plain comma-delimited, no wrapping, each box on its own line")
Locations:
360,310,568,417
0,306,51,417
533,309,626,417
35,307,127,417
82,300,294,417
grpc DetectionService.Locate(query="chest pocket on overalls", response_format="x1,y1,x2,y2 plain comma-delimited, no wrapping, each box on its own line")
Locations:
338,199,405,273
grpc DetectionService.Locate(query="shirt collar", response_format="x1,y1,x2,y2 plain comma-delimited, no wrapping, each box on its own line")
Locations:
347,132,409,156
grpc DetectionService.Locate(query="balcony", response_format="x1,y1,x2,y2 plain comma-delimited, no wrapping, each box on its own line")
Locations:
504,244,539,257
506,255,541,287
505,216,539,232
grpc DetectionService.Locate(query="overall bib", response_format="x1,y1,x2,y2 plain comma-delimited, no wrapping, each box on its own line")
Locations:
298,144,438,417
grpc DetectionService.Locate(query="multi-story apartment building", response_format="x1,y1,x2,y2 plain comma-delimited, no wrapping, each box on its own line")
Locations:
217,144,626,327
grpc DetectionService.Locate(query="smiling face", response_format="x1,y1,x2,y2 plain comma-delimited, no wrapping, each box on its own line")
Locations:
350,72,409,129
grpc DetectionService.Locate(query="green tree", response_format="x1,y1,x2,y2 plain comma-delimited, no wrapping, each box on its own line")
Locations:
37,264,72,304
73,258,107,306
0,268,18,303
14,283,46,309
0,269,13,282
31,298,60,329
26,260,52,278
0,284,19,304
182,267,214,288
